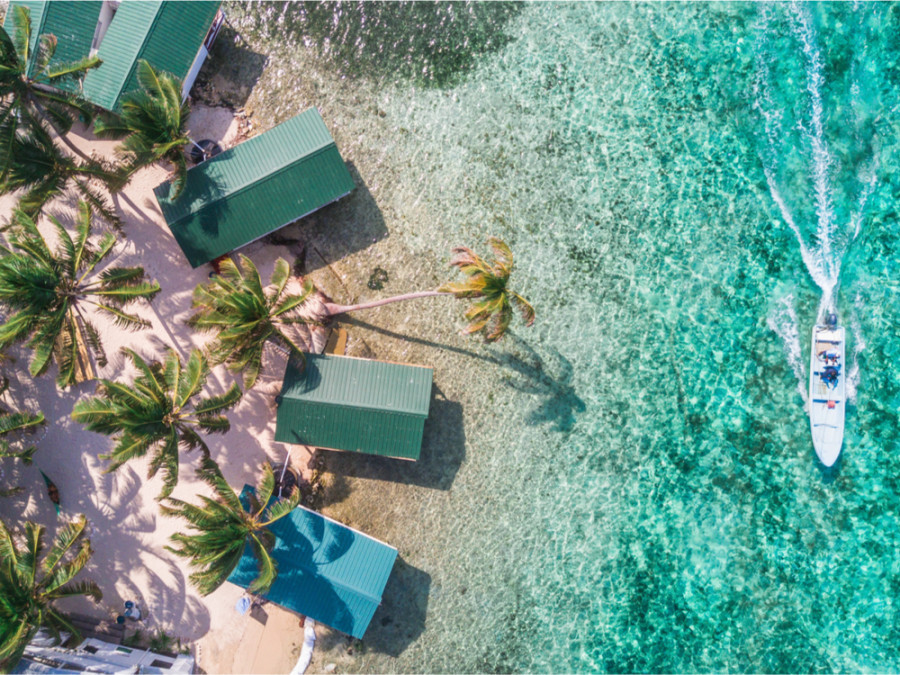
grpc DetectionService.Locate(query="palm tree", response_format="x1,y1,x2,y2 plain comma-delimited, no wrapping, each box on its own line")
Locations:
0,5,101,144
188,255,316,388
93,60,193,199
319,237,535,342
71,348,242,500
162,456,299,596
0,204,160,387
0,515,102,671
1,124,127,226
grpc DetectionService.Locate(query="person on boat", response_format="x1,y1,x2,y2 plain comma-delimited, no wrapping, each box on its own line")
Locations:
822,365,840,388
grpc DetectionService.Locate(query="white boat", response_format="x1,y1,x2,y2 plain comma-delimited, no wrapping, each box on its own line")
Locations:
809,314,845,466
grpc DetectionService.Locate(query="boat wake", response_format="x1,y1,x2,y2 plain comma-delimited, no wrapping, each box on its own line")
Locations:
754,2,877,322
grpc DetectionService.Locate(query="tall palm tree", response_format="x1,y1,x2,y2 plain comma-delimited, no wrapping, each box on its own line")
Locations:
71,348,242,500
319,237,535,342
0,204,160,387
0,5,101,144
0,515,102,671
93,60,193,199
162,456,299,596
1,124,127,226
188,255,316,388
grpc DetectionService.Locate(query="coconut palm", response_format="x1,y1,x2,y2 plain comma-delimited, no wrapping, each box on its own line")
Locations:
71,348,242,500
0,515,102,671
319,237,535,342
0,4,101,144
0,204,159,387
162,456,299,596
93,60,193,199
188,255,315,388
1,123,126,226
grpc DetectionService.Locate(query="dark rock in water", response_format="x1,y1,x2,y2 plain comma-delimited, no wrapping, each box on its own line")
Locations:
381,616,392,626
368,267,389,290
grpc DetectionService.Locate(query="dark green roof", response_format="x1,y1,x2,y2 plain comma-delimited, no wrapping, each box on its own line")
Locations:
276,354,433,461
154,108,356,268
3,1,102,84
227,487,397,639
82,0,220,111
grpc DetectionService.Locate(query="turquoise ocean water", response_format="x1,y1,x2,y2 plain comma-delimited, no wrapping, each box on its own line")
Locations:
228,3,900,672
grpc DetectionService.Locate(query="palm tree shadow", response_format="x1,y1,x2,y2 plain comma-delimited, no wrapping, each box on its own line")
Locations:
498,335,586,434
340,317,586,435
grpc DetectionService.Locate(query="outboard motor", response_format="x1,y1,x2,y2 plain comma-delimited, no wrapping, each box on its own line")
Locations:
825,312,838,328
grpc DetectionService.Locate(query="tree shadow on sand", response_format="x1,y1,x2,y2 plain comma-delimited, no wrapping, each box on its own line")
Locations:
341,317,586,435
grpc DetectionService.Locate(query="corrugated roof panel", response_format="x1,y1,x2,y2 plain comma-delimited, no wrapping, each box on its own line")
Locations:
275,403,427,460
227,489,397,639
281,353,434,416
83,0,220,111
275,354,433,461
153,108,356,267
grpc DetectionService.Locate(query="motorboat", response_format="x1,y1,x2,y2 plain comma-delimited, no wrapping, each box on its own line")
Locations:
809,312,845,466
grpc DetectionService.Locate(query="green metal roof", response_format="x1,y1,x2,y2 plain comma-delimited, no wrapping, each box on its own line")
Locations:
82,0,220,111
227,487,397,639
3,1,102,85
154,108,356,268
276,353,433,461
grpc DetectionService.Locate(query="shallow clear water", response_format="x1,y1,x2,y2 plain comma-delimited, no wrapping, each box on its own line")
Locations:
226,2,900,672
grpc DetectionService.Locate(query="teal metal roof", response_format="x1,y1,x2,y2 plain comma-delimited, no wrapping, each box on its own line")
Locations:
3,1,102,84
276,354,433,460
82,0,220,111
227,487,397,639
153,108,356,267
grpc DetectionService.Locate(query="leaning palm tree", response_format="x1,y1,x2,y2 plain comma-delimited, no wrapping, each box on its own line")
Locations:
1,124,126,225
93,60,193,199
319,237,535,342
188,255,316,388
0,5,101,143
0,515,102,671
71,348,242,500
162,456,299,596
0,204,160,387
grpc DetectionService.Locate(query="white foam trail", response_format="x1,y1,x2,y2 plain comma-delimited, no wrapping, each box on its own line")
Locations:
767,293,808,405
756,3,876,323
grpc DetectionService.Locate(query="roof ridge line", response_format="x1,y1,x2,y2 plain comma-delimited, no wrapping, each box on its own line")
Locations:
110,0,164,111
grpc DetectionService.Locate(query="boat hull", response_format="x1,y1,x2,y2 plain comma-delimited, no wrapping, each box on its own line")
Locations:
809,325,845,466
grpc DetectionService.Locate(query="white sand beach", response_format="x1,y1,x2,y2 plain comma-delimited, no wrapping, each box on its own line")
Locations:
0,106,334,674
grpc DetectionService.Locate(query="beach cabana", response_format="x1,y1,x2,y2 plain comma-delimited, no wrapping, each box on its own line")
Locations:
82,0,223,111
227,489,397,639
2,1,103,87
276,354,433,461
153,107,356,268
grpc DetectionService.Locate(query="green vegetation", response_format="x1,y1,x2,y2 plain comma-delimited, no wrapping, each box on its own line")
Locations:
188,255,315,389
93,60,192,199
0,515,101,671
0,204,160,387
0,5,100,140
162,457,299,596
72,348,241,500
322,237,535,342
